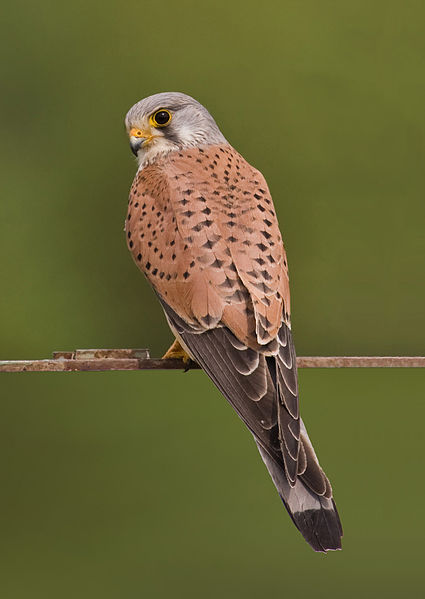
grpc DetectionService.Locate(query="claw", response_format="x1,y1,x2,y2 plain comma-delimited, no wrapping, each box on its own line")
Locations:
162,338,191,364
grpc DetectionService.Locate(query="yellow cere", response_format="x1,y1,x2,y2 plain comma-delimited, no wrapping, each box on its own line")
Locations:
129,128,147,138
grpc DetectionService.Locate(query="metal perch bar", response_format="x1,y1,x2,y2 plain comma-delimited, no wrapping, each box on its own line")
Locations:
0,349,424,372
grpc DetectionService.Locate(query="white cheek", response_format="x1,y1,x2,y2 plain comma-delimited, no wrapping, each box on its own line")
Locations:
176,123,197,146
136,136,176,168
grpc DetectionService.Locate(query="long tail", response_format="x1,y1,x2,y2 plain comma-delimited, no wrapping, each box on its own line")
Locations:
255,422,342,552
159,300,342,552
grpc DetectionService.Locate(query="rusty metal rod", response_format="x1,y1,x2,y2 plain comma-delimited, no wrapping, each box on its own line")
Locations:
0,349,424,372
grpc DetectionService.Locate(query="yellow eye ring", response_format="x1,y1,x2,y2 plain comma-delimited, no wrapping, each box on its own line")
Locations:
150,109,172,128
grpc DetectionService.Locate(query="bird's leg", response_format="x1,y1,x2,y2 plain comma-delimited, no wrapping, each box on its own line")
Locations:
162,338,191,365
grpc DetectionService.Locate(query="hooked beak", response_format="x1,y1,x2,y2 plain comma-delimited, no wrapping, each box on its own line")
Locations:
130,136,146,155
129,127,151,156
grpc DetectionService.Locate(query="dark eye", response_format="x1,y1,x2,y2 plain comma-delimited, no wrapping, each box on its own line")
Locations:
152,109,171,126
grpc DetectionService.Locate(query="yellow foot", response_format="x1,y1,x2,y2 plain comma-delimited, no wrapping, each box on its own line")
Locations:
162,339,191,365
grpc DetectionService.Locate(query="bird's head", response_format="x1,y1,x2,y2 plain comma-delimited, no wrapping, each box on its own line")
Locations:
125,92,227,167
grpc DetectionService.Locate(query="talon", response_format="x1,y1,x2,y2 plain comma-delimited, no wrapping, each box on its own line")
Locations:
162,338,191,364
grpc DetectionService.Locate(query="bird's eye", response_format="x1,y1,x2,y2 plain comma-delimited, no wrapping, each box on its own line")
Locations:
151,109,172,127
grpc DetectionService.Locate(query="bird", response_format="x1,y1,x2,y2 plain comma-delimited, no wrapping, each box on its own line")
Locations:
124,92,342,552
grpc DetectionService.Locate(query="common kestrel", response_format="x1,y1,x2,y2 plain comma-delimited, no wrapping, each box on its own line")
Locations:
124,92,342,552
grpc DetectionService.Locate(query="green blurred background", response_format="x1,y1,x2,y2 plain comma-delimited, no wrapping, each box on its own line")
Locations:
0,0,424,597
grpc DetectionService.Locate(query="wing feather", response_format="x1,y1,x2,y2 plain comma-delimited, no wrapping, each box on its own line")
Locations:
126,144,342,551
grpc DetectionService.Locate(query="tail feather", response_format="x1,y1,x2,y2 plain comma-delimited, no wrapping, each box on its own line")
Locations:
255,437,342,552
159,300,342,552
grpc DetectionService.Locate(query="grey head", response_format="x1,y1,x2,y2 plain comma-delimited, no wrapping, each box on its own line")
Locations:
125,92,227,167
